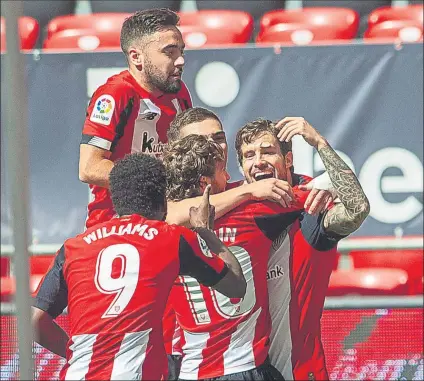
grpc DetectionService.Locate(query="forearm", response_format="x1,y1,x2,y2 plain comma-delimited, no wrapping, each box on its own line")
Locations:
79,158,114,188
166,186,251,226
32,309,68,358
194,227,243,282
317,140,370,235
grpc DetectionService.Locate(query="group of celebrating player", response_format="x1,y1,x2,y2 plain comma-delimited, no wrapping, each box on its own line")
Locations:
31,8,370,381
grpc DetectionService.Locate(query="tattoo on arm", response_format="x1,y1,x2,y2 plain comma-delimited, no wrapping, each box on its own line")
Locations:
319,144,370,236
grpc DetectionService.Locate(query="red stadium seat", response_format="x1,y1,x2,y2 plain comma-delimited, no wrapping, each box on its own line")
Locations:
327,268,409,296
46,13,131,39
43,29,121,51
257,8,359,44
30,255,54,275
0,256,10,277
256,23,356,45
368,4,424,28
364,20,423,42
0,16,39,51
350,249,424,295
178,10,254,47
0,275,43,302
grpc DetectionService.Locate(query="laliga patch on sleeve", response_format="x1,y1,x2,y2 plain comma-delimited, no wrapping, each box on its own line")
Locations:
197,234,213,258
90,94,115,125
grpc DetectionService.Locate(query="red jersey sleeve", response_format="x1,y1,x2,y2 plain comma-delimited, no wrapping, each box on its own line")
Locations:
177,227,228,287
81,82,136,152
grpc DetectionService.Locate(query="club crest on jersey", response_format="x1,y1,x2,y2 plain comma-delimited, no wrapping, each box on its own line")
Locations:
90,94,115,125
197,235,213,258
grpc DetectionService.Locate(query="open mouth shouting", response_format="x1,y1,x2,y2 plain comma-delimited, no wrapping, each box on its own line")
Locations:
252,170,275,182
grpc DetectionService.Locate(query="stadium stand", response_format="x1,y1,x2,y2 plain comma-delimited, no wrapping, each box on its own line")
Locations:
0,255,52,302
368,4,423,27
195,0,285,41
178,10,254,47
0,256,9,278
301,0,392,37
46,13,131,40
256,8,359,44
350,249,424,295
2,1,76,47
327,268,410,296
90,0,181,13
43,29,121,51
364,19,423,42
0,16,39,51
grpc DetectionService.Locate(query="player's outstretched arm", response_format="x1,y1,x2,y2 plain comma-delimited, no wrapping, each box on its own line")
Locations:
79,144,114,188
166,178,294,226
32,307,68,358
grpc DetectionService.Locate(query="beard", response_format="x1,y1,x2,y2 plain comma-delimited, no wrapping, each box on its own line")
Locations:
144,58,182,94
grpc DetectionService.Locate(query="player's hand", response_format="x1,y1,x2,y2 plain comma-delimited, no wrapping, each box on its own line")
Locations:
298,173,336,215
189,185,215,230
276,117,326,148
246,178,294,208
302,188,333,215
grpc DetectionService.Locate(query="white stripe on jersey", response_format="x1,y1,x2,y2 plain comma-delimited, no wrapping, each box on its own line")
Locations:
179,331,210,380
87,136,112,150
181,276,211,325
65,334,97,380
110,329,152,380
223,307,261,373
131,99,160,154
268,230,294,380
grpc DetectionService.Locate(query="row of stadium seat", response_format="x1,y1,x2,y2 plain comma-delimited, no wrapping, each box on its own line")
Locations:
1,250,422,301
1,5,422,51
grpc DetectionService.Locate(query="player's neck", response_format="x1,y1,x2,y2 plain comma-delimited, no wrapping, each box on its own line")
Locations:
128,68,164,98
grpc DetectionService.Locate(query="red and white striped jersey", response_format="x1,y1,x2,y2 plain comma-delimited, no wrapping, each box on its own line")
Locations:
267,176,343,380
32,215,228,381
81,70,192,229
168,199,305,379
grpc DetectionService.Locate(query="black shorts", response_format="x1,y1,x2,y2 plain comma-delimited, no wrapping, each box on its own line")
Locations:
168,354,183,381
178,357,285,381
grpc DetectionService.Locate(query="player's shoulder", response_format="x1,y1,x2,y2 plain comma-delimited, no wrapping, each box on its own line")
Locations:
92,70,138,98
293,172,313,185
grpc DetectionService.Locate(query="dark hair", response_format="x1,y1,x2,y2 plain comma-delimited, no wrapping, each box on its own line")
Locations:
120,8,179,55
235,118,292,166
109,153,166,219
163,135,225,201
167,107,222,143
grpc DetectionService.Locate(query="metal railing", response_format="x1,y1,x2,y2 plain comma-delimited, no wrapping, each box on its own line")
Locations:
1,236,423,256
2,295,422,315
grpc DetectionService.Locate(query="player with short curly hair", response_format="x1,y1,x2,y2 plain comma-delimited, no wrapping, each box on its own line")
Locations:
163,135,227,202
109,153,167,219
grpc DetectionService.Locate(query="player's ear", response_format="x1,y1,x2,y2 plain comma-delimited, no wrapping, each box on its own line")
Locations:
284,152,293,169
128,47,143,67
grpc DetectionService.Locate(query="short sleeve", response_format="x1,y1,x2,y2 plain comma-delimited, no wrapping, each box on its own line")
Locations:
177,228,228,287
299,212,345,251
81,84,136,152
32,245,68,319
